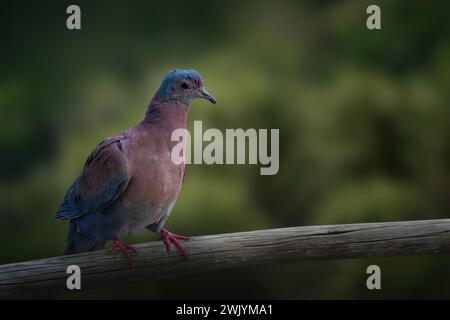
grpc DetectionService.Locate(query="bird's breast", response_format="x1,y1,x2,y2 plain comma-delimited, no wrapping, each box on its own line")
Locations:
116,144,184,234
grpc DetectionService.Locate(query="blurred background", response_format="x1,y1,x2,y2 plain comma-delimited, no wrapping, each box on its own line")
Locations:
1,0,449,299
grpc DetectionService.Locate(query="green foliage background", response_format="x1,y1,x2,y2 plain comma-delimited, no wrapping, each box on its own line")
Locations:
0,0,449,298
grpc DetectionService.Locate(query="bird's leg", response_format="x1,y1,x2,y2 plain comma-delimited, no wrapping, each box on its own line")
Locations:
159,228,191,256
111,236,137,266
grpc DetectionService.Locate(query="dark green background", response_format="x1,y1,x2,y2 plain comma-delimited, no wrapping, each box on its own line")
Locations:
1,0,449,298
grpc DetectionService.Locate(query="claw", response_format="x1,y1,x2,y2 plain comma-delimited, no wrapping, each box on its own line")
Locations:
159,228,191,257
111,236,137,266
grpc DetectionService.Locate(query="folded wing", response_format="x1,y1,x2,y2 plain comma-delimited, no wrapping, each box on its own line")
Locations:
56,135,131,221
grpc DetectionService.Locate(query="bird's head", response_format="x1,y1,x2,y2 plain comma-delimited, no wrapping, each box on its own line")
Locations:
155,69,216,105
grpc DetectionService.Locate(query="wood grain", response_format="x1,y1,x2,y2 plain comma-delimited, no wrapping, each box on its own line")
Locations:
1,219,450,298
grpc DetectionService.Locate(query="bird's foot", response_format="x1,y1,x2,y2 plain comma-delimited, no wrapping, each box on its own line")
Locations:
111,236,137,266
159,228,191,257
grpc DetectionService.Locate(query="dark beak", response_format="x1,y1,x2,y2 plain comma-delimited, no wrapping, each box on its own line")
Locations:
199,88,216,105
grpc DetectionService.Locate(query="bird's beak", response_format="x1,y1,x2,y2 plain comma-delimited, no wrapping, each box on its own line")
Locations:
199,88,216,105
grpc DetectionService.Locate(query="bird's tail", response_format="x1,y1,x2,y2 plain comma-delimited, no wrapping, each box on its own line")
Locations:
64,220,105,255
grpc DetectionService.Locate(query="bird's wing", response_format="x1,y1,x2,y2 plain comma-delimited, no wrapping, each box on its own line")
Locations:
55,135,131,221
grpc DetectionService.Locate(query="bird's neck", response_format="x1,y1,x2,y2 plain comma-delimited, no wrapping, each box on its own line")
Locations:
141,99,188,130
153,84,191,105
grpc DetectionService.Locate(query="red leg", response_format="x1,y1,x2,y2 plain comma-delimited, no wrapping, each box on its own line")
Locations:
159,228,191,256
111,236,137,266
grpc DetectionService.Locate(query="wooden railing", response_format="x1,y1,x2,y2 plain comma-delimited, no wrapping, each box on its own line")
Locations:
1,219,449,298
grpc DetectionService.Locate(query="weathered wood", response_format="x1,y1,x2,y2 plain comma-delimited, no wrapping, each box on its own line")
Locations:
1,219,450,298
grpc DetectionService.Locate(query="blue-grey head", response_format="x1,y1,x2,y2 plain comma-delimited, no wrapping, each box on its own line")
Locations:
155,69,216,105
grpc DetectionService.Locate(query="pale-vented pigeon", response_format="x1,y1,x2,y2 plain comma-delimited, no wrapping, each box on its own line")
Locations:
56,69,216,265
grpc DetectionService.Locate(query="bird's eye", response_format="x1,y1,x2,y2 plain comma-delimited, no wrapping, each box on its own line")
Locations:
180,82,189,89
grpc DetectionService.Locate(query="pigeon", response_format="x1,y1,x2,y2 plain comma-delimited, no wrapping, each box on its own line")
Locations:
56,69,216,265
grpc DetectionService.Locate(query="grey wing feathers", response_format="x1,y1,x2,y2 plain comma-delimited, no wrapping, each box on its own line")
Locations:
55,135,131,221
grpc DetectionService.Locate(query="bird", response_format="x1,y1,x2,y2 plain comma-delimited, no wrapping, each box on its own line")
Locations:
56,69,216,265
